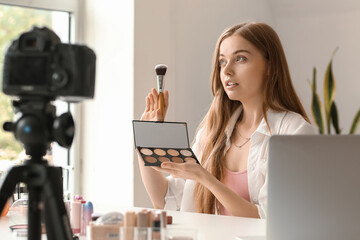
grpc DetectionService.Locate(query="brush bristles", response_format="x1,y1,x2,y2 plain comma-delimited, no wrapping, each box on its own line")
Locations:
155,64,168,76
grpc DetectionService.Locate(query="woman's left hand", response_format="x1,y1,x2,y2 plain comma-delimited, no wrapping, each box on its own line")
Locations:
154,162,209,184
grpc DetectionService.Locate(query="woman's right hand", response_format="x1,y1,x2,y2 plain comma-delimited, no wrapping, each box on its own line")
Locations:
140,88,169,121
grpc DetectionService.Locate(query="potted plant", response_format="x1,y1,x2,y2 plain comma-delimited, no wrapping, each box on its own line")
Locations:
309,48,360,134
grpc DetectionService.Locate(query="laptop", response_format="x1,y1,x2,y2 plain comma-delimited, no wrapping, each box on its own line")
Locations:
238,135,360,240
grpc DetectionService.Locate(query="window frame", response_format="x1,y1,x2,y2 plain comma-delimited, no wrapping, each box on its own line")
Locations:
0,0,83,199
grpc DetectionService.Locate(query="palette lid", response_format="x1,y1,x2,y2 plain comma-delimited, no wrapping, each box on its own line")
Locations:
132,120,190,148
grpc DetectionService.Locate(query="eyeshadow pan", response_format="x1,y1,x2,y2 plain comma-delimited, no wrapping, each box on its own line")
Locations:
171,157,183,163
167,149,180,156
140,148,153,155
144,156,157,163
180,149,192,157
158,157,170,163
184,157,197,163
154,149,166,156
138,146,199,166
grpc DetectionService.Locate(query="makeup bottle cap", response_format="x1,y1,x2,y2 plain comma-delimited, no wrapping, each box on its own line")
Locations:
84,201,93,211
124,211,136,227
74,195,84,201
148,210,154,227
160,211,167,228
137,212,149,227
167,215,173,224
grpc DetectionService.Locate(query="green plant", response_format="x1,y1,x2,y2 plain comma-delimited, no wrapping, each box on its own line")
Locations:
308,48,360,134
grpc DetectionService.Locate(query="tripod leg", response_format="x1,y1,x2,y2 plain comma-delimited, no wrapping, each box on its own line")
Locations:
27,185,42,240
43,166,73,240
24,163,49,240
0,165,25,216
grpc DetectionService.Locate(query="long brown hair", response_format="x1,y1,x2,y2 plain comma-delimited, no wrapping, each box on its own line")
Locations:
193,22,309,214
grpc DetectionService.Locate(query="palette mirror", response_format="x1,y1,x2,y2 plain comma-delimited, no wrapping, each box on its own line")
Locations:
133,121,190,148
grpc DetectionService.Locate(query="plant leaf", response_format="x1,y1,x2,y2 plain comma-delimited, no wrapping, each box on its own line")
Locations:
349,108,360,134
312,92,324,134
330,101,341,134
308,67,324,134
312,67,317,92
324,48,338,134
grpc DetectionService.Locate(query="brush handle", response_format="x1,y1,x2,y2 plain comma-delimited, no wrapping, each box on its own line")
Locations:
158,92,165,121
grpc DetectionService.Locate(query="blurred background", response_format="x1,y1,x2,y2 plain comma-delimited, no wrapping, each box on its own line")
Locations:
0,0,359,211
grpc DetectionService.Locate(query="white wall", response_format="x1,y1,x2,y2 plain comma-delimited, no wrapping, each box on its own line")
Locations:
80,0,134,212
270,0,360,133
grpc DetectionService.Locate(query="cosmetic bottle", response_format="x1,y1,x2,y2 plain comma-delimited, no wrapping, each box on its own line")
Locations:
81,201,93,236
124,211,136,240
136,211,149,240
70,201,81,234
152,214,161,240
160,211,167,228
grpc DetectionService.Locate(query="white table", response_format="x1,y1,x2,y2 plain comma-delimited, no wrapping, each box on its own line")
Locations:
168,210,265,239
0,207,266,240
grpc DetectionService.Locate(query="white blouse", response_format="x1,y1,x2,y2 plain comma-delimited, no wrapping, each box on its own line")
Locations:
164,107,317,218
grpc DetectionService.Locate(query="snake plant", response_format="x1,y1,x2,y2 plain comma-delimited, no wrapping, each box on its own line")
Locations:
308,48,360,134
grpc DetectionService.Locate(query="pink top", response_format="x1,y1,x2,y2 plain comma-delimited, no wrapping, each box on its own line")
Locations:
219,168,250,215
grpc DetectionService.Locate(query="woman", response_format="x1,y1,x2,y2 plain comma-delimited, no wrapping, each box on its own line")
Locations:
138,22,316,218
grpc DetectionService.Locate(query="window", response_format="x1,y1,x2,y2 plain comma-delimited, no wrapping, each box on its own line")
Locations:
0,1,79,200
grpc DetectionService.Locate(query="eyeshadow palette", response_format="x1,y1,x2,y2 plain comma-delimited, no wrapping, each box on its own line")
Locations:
137,147,199,166
133,120,200,167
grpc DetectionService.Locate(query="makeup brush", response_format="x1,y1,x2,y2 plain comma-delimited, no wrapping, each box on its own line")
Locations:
155,64,168,121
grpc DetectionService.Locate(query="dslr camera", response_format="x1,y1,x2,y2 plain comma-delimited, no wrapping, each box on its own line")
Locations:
2,27,96,155
2,26,96,102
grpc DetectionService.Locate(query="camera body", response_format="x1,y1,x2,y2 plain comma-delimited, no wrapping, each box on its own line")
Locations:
2,27,96,102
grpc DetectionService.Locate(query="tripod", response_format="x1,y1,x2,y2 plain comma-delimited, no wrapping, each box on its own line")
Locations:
0,99,77,240
0,155,74,240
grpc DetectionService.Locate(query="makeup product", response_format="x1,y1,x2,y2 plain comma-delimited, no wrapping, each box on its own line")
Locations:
137,211,149,227
167,215,173,225
10,224,46,234
95,211,124,225
147,210,154,227
152,213,161,240
160,211,167,228
88,222,123,240
137,211,149,240
75,195,85,202
124,211,136,240
155,64,168,121
70,201,81,234
81,201,93,236
10,224,28,231
133,121,200,167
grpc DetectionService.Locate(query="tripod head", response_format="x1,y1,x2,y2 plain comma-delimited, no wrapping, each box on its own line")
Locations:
3,97,74,159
